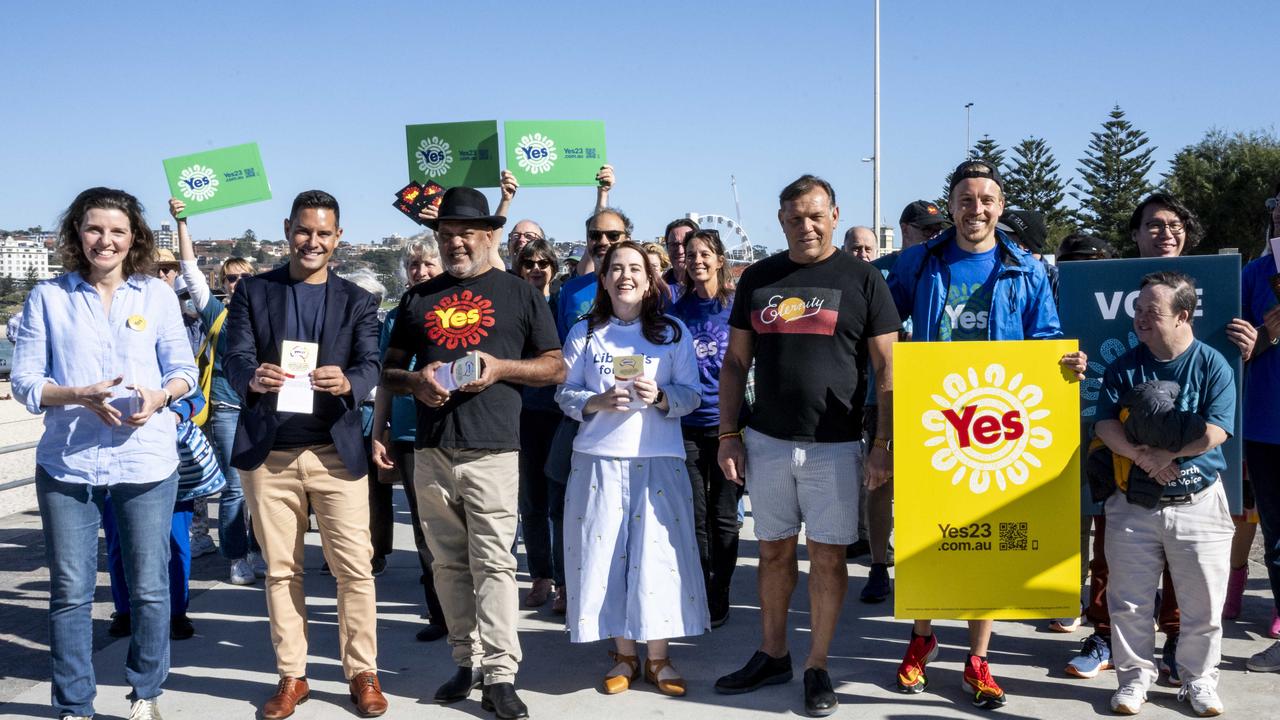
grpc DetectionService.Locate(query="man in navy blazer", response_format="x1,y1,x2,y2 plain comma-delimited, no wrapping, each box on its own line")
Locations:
223,189,388,719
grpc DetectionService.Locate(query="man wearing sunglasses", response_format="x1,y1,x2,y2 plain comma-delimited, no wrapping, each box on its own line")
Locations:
554,207,633,341
506,221,545,273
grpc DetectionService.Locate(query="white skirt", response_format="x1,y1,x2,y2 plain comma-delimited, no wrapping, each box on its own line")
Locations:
563,453,710,643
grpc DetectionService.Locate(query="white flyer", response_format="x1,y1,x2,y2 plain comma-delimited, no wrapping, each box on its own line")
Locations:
277,340,319,414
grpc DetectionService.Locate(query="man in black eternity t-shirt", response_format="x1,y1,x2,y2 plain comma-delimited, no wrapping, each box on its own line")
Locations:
382,187,562,719
713,175,899,716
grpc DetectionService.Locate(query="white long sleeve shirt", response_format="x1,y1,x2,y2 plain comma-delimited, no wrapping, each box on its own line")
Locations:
556,316,701,459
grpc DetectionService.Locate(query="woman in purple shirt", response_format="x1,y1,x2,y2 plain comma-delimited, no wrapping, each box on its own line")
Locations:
12,188,197,720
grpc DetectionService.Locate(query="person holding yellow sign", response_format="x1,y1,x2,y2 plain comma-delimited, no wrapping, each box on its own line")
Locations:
886,160,1087,710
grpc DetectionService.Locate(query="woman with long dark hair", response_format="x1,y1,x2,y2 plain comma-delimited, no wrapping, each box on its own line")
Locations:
12,187,197,720
556,240,707,696
670,229,740,627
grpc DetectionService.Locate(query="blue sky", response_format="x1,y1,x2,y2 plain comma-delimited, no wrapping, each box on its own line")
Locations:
1,1,1274,252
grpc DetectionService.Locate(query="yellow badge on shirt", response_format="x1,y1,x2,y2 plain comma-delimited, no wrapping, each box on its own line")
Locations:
127,315,147,332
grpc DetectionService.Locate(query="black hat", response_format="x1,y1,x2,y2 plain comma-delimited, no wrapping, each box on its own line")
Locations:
1057,234,1115,261
997,209,1047,253
949,159,1003,192
899,200,950,228
425,187,506,230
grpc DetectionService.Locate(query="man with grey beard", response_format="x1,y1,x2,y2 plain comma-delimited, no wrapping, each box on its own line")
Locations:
381,187,563,719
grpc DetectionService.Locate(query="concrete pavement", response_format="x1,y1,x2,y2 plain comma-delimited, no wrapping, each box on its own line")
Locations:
2,482,1279,719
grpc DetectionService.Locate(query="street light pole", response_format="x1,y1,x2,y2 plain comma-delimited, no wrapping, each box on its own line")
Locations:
964,102,974,157
872,0,881,250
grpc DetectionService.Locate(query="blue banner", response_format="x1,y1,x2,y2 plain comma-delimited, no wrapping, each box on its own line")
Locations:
1058,255,1244,513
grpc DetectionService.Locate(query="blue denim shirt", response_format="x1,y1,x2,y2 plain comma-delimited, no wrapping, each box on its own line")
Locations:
12,272,199,486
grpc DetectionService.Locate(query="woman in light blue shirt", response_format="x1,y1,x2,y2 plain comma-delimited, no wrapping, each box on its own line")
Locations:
12,187,197,720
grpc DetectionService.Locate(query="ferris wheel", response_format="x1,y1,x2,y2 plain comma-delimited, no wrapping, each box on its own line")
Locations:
685,212,754,264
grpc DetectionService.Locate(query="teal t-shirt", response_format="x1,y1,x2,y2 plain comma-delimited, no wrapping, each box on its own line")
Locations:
1096,339,1236,496
939,243,997,341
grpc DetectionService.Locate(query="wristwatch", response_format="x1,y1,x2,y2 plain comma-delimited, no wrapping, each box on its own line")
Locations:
654,389,666,406
162,391,173,408
873,437,893,452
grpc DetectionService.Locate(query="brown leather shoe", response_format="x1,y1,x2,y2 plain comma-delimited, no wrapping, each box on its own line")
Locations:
263,676,309,719
524,578,553,607
349,671,389,717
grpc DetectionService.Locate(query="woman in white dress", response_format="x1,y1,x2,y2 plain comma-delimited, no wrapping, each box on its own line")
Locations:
556,240,708,696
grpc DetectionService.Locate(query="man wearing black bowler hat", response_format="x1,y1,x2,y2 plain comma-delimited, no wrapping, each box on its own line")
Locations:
381,186,564,719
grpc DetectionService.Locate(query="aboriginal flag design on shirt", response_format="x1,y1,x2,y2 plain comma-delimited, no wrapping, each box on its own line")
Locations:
749,287,841,335
424,289,496,349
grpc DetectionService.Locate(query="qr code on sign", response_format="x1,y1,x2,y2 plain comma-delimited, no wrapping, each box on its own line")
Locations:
999,522,1028,551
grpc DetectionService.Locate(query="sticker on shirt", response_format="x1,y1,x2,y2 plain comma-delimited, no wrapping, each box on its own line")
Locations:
127,314,147,332
750,288,841,336
940,282,992,341
424,290,496,349
690,320,728,370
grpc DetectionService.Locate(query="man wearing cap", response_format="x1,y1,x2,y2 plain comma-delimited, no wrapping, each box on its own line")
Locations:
223,189,388,718
873,200,950,276
843,226,878,262
886,160,1087,709
998,209,1059,300
382,186,563,719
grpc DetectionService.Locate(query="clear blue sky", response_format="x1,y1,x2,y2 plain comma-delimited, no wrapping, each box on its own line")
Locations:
1,1,1274,251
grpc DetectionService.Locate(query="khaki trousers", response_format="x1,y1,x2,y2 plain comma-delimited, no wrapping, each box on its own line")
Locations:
242,444,377,680
414,447,521,683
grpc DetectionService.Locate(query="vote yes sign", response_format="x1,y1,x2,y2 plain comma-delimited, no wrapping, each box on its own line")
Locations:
1058,255,1243,512
162,142,271,217
894,340,1081,619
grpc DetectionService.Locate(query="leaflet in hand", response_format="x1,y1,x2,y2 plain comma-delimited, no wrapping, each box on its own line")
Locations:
278,340,319,414
612,354,647,410
433,351,483,392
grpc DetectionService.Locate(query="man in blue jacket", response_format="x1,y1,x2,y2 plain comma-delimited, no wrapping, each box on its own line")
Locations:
884,160,1087,709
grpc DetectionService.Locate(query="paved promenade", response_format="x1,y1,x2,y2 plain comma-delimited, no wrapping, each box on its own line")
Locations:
0,391,1277,718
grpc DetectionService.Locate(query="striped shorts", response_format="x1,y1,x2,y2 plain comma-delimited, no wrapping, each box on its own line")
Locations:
743,428,861,545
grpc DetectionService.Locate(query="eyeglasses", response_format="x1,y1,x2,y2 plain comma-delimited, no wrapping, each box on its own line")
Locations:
1144,221,1185,235
157,266,178,276
509,231,544,242
521,259,552,270
587,230,626,242
224,273,250,283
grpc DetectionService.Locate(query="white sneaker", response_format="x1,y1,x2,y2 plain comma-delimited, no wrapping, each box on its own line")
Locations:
248,550,267,578
1178,681,1224,717
128,698,162,720
1247,640,1280,672
1110,683,1146,715
189,534,216,558
61,716,92,719
229,558,255,586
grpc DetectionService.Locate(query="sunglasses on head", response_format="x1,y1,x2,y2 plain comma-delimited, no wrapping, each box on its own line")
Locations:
521,259,552,270
224,273,250,283
587,230,626,242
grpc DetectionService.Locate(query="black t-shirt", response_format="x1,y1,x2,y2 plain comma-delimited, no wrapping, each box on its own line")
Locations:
389,267,561,449
729,249,900,442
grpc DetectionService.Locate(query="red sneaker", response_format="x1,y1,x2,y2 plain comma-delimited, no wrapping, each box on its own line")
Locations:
963,655,1007,710
896,634,939,693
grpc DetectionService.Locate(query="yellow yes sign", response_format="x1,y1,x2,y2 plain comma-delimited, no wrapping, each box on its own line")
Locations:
894,340,1081,620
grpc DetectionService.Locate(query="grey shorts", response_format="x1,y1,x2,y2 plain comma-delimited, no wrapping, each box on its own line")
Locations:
743,428,862,545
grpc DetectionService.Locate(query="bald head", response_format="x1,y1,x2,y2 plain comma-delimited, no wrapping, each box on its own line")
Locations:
843,226,877,262
508,219,545,257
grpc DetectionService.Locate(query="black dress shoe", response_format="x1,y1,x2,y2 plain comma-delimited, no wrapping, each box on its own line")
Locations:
434,666,482,704
480,682,528,719
803,668,838,717
715,651,793,694
170,614,195,640
416,623,448,642
107,612,131,638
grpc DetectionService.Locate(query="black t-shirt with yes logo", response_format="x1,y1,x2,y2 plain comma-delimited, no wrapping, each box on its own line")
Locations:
389,267,560,450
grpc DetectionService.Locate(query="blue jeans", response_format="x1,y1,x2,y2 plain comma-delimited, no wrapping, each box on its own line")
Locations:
104,499,194,615
36,466,177,717
208,407,257,559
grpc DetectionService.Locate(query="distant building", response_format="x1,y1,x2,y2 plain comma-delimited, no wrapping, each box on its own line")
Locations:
0,235,52,280
878,226,895,253
155,223,175,251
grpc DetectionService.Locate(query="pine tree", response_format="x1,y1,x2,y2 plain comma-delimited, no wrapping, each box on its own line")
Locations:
969,134,1006,170
1164,129,1280,257
1003,137,1075,249
1070,106,1156,256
